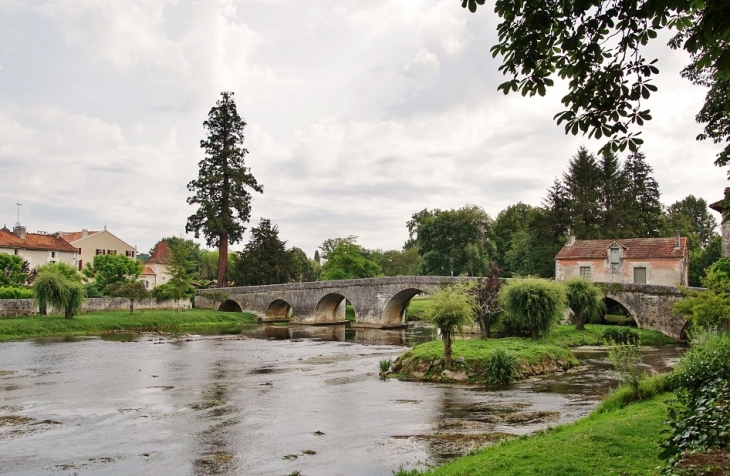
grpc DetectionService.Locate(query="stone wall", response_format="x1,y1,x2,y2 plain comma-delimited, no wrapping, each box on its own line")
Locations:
0,297,191,318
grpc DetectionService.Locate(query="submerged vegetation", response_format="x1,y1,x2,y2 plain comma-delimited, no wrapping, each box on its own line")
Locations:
0,309,258,342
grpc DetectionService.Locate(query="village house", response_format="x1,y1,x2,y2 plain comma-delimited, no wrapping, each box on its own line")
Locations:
555,233,689,286
59,226,137,271
0,223,78,269
140,240,173,290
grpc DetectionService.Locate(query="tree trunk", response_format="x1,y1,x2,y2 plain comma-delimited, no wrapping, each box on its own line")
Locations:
477,317,487,339
443,332,452,370
129,299,134,314
531,326,539,340
217,233,229,287
575,312,585,330
64,307,72,319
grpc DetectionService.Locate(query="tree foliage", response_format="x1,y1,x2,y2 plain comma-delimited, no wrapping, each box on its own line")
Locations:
83,254,143,291
104,281,150,313
689,235,722,286
675,259,730,331
565,278,606,330
462,1,730,165
320,240,382,281
365,248,423,277
666,195,719,248
424,286,474,370
0,254,28,288
186,91,263,287
469,263,503,338
33,269,84,319
409,205,495,276
500,278,567,340
231,218,299,286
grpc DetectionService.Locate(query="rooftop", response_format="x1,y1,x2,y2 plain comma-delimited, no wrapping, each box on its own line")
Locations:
555,237,688,260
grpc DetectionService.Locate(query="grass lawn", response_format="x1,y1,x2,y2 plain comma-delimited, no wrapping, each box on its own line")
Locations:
404,338,578,368
417,394,671,476
0,309,259,342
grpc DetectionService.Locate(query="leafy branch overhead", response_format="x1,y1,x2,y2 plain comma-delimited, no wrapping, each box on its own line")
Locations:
462,1,730,162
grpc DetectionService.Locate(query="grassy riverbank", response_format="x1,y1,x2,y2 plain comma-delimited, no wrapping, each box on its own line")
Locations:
401,393,671,475
0,309,258,342
543,324,675,346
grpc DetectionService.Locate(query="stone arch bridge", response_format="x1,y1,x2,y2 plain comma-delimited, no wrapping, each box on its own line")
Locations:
195,278,691,339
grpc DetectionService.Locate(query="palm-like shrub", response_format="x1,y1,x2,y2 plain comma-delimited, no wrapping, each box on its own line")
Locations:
500,278,566,340
424,287,473,370
564,278,605,330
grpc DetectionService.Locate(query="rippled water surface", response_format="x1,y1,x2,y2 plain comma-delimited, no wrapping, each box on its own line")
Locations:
0,324,684,475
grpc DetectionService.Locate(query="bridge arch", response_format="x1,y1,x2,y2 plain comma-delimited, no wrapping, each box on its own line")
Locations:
604,294,642,328
382,288,426,327
602,297,637,326
265,299,292,321
219,299,242,312
314,293,350,322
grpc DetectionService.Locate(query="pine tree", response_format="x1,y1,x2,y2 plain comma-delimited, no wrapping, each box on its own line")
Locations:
563,147,603,239
232,218,296,286
622,152,663,237
598,150,629,237
186,92,263,287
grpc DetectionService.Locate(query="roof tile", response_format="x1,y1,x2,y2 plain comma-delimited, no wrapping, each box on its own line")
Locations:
0,230,79,253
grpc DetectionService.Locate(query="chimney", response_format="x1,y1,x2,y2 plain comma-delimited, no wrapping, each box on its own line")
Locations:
566,229,575,246
81,229,88,239
674,231,681,249
13,223,26,240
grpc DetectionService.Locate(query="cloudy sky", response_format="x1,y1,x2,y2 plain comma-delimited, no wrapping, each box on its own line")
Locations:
0,1,725,256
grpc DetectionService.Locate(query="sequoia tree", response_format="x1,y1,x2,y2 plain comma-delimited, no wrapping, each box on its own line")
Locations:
186,92,263,287
461,1,730,166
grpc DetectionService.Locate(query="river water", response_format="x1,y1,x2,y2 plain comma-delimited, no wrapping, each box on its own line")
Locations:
0,323,684,475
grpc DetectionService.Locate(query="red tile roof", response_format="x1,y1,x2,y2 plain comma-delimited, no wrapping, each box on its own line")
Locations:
145,240,172,265
141,266,156,276
59,230,100,243
555,237,688,260
0,230,79,253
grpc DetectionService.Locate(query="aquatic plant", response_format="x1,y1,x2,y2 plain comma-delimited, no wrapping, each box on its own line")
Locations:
481,348,517,384
379,358,392,374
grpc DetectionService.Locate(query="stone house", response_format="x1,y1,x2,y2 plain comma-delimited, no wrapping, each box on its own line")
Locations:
0,223,78,269
555,234,689,286
140,240,173,290
59,226,137,272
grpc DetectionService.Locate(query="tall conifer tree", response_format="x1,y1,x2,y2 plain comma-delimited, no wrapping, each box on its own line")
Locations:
186,92,263,287
622,152,662,237
563,147,602,239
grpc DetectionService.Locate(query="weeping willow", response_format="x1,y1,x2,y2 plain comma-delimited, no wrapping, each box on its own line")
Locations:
33,271,85,319
501,278,567,340
565,278,606,330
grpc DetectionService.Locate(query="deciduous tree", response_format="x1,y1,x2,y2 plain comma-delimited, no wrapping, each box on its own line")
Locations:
501,278,566,340
469,264,503,338
186,91,263,287
319,241,381,281
564,278,606,331
83,254,143,291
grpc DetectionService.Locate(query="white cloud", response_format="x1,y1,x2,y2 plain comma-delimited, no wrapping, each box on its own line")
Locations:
0,0,726,256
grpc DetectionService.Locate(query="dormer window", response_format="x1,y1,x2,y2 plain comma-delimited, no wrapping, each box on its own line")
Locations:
609,246,620,264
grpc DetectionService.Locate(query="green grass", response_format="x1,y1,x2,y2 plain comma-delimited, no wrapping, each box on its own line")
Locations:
418,394,672,476
405,338,577,367
0,309,259,342
406,296,432,321
544,324,675,347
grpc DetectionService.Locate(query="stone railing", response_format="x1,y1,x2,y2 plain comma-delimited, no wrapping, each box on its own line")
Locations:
0,297,191,318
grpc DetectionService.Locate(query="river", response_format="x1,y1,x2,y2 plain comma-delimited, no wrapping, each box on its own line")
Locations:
0,323,684,475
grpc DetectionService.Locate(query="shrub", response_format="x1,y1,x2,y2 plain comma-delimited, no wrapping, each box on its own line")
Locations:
564,278,605,330
602,327,639,345
84,283,104,298
660,332,730,471
0,286,34,299
480,348,517,384
608,343,646,397
500,278,567,339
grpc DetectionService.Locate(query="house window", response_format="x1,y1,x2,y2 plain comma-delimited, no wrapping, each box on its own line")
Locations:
144,280,149,289
96,249,104,255
126,250,135,258
51,251,56,258
77,248,82,254
634,267,647,284
579,267,591,279
78,260,83,271
107,250,116,255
